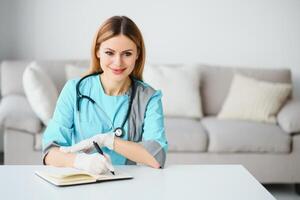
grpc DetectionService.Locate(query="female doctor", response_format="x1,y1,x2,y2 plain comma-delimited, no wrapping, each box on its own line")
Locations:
42,16,168,174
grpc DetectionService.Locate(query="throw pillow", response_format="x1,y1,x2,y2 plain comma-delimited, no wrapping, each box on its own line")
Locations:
218,73,292,123
143,64,203,118
23,62,58,125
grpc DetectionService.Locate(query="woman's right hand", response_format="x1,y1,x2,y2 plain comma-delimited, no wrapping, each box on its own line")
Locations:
73,153,114,175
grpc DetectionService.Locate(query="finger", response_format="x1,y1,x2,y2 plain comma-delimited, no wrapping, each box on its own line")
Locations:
103,154,114,172
92,155,109,174
103,153,112,163
104,160,114,173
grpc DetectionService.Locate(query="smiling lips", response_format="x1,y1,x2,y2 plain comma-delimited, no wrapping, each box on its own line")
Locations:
110,67,126,75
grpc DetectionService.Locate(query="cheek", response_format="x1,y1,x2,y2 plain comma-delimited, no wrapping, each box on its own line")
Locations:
100,57,112,68
125,57,137,67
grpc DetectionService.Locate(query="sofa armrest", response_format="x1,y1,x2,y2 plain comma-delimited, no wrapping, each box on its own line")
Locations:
277,99,300,134
0,95,42,133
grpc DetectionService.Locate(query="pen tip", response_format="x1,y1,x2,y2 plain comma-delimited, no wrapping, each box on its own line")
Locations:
111,171,115,175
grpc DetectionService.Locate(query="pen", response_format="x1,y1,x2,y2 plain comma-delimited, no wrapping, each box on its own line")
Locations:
93,141,115,175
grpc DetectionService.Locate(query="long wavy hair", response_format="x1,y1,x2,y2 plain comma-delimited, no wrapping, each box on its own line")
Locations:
88,16,145,81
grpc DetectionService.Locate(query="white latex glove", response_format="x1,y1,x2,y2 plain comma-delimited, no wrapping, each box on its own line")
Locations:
73,153,114,175
60,132,115,153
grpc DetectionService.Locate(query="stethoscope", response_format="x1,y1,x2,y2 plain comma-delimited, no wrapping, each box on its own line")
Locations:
76,71,136,138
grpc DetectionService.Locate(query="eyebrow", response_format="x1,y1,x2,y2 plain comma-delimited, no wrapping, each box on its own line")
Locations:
105,48,133,52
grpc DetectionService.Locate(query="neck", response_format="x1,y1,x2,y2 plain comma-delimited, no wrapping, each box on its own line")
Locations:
100,74,131,96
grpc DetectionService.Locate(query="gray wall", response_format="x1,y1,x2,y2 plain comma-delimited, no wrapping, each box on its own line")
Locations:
0,0,14,61
0,0,300,97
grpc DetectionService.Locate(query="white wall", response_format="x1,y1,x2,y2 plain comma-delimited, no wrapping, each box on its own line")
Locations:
1,0,300,97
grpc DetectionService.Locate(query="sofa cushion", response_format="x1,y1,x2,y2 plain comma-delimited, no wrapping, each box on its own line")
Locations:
165,117,208,152
23,62,59,125
201,117,291,153
144,64,203,118
198,65,291,116
0,95,43,133
218,74,291,123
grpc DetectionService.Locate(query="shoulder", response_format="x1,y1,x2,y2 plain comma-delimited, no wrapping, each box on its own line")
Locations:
66,75,97,91
60,78,80,94
59,78,78,94
56,79,79,102
65,78,80,88
134,79,162,99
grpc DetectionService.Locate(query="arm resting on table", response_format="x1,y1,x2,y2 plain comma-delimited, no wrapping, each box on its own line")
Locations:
114,137,161,169
44,147,76,167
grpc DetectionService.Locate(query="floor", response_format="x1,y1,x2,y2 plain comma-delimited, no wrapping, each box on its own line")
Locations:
0,152,298,199
264,184,300,200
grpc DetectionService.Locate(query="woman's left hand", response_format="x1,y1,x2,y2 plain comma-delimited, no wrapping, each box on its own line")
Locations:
60,132,115,153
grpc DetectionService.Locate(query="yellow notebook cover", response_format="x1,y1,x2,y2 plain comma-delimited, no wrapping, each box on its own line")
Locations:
35,166,133,186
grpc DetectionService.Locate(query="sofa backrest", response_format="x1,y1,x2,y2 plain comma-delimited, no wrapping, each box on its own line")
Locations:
0,60,89,97
198,64,292,116
0,61,292,117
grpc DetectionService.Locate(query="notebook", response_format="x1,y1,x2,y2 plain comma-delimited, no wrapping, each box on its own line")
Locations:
35,166,133,187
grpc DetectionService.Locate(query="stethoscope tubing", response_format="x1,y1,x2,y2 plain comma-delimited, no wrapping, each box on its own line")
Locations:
75,72,135,138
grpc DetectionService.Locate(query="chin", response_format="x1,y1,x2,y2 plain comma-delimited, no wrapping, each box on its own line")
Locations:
110,73,129,82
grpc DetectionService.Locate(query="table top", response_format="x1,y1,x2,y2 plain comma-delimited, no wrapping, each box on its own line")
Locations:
0,164,275,200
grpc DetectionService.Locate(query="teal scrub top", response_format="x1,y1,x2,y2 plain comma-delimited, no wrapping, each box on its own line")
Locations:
42,75,168,165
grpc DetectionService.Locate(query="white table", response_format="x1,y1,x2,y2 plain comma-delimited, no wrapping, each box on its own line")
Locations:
0,165,275,200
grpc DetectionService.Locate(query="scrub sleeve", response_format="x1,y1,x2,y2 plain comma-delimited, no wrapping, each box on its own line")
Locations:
42,80,77,164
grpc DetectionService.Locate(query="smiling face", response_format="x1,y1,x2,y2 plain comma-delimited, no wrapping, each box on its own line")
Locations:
97,34,139,83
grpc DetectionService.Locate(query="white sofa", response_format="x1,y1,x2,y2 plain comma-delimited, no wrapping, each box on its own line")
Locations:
0,60,300,192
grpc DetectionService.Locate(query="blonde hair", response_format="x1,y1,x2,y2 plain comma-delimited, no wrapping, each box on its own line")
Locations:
88,16,145,81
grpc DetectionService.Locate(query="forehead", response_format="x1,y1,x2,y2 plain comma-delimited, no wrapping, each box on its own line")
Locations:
100,35,137,51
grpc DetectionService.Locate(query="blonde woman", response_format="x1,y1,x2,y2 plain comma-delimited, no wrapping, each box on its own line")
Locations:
43,16,168,174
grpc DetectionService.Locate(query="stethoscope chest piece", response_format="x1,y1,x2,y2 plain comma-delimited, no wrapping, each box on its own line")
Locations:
114,127,124,137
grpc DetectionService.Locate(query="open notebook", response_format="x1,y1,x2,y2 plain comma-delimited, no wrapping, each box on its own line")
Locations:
35,166,133,187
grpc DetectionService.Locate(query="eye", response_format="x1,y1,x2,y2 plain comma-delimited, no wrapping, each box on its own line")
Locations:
105,51,113,56
124,52,132,57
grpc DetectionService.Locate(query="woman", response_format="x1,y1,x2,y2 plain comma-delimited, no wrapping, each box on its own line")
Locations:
42,16,168,174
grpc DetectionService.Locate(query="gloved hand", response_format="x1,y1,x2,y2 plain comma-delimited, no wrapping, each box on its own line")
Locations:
73,152,114,175
60,132,115,153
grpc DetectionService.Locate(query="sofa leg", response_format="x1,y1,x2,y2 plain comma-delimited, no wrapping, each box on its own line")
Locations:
296,184,300,195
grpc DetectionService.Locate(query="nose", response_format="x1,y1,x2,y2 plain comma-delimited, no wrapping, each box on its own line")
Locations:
113,54,122,67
